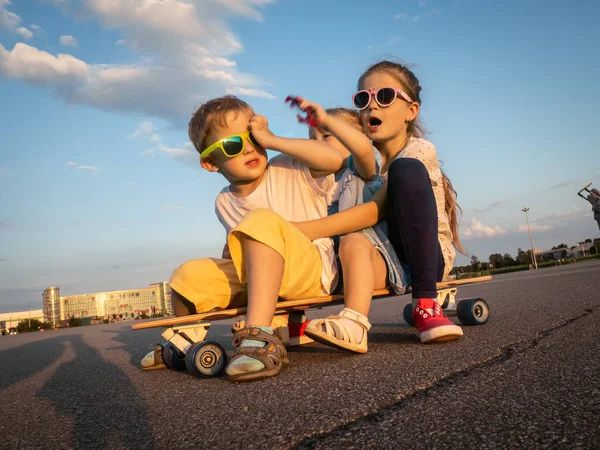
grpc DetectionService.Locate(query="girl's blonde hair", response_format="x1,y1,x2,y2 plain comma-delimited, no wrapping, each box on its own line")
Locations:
359,60,465,254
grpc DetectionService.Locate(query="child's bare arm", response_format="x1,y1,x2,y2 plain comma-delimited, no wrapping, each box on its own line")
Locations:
293,182,388,240
249,114,343,176
297,98,376,180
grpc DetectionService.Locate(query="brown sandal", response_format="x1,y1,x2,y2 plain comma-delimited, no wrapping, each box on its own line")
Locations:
227,327,289,382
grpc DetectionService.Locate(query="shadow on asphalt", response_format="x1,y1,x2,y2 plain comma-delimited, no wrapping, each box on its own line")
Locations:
0,335,66,390
0,334,154,449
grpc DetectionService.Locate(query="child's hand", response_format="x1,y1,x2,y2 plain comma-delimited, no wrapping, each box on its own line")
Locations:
249,114,275,149
295,97,329,128
587,188,600,206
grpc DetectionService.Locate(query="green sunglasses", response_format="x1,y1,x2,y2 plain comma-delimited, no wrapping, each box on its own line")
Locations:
200,131,260,159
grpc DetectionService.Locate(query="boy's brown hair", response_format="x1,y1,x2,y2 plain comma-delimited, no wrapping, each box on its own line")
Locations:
189,95,254,154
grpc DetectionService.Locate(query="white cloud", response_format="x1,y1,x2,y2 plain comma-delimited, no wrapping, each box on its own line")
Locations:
130,121,197,163
160,204,184,212
463,218,507,239
550,180,576,189
0,0,20,30
0,43,88,84
60,35,79,47
473,199,512,213
115,39,125,45
30,24,41,31
0,1,277,122
412,15,420,22
395,13,408,20
534,206,591,224
129,121,154,139
66,161,98,171
418,0,426,7
16,26,32,39
225,86,275,99
517,223,552,233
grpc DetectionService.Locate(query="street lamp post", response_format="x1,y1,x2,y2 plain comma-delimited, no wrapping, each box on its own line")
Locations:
522,207,538,269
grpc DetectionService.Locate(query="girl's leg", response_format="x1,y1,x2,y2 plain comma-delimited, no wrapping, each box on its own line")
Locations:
339,233,388,316
386,158,462,343
386,158,444,298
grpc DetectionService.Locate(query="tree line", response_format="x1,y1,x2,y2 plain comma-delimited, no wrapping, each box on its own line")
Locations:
452,238,600,275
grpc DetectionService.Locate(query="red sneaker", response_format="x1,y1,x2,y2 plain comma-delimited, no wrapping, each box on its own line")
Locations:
413,298,463,343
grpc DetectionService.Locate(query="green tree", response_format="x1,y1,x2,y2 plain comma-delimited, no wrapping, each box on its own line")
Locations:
585,238,592,243
516,248,531,266
490,253,504,269
40,321,53,330
502,253,516,267
551,243,568,249
16,318,42,333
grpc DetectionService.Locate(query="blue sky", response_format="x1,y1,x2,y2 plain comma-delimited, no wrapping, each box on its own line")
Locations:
1,0,599,312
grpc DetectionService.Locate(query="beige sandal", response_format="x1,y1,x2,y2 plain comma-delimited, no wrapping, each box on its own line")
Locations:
303,308,371,354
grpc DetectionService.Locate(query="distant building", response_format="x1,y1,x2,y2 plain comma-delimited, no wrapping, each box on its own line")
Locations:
537,248,569,262
42,282,173,325
0,309,44,332
569,242,596,259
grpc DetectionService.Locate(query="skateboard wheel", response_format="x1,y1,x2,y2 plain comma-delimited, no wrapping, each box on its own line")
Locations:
403,303,415,327
185,341,228,378
162,343,186,370
456,298,490,325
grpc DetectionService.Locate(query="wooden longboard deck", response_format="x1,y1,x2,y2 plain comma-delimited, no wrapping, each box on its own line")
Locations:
132,275,491,330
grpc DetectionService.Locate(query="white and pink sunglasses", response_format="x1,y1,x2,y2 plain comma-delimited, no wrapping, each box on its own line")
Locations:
352,87,413,111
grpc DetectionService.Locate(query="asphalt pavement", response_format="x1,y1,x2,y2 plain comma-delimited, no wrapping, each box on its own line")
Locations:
1,260,599,449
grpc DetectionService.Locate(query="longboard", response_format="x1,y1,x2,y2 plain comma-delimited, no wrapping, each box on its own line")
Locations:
133,275,491,378
133,275,491,330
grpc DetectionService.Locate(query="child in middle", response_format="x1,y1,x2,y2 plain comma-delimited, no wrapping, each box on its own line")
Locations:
232,106,389,343
298,99,410,353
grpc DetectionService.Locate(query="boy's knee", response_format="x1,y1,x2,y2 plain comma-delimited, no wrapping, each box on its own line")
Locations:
171,289,197,316
171,258,212,284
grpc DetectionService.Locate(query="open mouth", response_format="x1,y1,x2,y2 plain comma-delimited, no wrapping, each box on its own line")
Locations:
368,117,382,130
245,158,260,167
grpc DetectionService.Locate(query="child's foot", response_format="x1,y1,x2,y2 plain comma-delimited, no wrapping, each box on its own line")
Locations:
231,312,313,347
413,298,463,343
303,308,371,353
226,326,289,382
140,343,186,371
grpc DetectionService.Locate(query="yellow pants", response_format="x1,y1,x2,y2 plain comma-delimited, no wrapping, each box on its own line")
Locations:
169,209,326,313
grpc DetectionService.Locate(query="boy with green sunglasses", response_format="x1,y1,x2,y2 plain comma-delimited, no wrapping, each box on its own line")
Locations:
141,95,354,381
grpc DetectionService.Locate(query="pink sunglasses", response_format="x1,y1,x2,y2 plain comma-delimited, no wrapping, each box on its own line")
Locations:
352,87,413,111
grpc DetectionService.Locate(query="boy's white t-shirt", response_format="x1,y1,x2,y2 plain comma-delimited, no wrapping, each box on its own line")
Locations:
215,154,338,294
382,137,456,272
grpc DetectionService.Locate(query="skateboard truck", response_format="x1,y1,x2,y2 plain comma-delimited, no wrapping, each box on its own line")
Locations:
577,183,600,201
